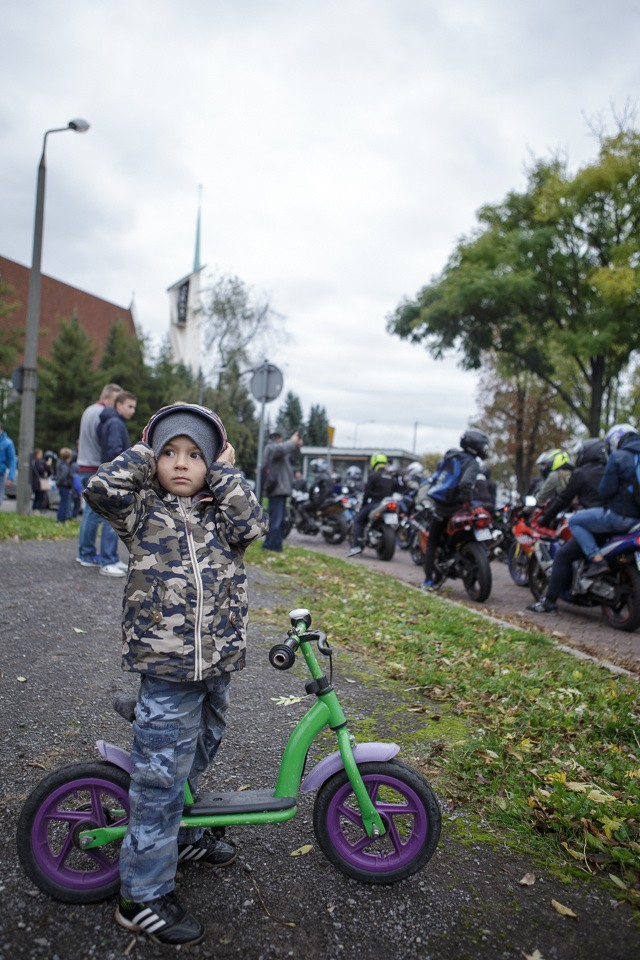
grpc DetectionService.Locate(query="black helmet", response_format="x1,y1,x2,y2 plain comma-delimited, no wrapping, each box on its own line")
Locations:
575,438,606,467
460,429,490,460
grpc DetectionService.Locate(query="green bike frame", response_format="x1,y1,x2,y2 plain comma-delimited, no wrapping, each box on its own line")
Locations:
79,623,385,852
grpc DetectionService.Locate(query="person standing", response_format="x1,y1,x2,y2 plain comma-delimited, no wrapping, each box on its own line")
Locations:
55,447,74,522
76,382,123,570
84,401,267,945
0,420,17,505
31,448,51,512
98,391,137,464
261,430,303,552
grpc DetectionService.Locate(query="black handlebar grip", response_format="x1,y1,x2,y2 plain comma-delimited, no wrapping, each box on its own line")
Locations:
269,636,299,670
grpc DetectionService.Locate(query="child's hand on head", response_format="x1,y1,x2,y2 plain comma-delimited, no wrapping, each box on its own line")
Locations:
218,442,236,466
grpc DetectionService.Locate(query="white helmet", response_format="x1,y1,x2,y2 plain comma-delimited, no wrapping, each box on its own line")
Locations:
405,461,424,478
605,423,636,454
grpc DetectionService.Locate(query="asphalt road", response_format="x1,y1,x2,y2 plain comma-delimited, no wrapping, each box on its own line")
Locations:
0,537,638,960
285,529,640,676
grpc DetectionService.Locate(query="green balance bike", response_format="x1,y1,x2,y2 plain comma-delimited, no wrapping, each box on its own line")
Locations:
17,609,442,902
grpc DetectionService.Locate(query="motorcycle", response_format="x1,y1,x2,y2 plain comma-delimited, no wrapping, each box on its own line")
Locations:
361,496,400,561
283,488,353,544
528,522,640,632
412,502,494,602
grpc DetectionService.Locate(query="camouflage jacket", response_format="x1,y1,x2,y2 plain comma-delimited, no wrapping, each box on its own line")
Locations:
84,442,267,681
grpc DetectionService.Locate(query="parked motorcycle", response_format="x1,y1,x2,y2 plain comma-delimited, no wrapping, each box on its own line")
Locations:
361,496,400,561
508,504,571,587
283,489,353,544
412,502,494,602
528,523,640,632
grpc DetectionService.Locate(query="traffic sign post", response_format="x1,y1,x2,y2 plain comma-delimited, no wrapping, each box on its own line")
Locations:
251,361,283,500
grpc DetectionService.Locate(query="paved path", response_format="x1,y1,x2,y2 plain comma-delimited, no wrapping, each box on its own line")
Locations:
287,530,640,675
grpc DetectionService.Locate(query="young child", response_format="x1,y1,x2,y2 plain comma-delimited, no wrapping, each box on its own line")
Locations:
84,402,267,946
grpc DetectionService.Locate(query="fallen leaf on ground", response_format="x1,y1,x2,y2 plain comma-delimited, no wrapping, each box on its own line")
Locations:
73,627,86,634
519,872,536,886
271,695,304,706
551,899,577,918
17,676,27,683
290,844,313,857
522,950,545,960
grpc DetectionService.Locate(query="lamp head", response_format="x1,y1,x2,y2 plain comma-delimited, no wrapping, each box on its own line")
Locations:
68,118,90,133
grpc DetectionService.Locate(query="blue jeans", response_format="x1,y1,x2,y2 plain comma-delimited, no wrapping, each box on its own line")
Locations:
568,507,636,561
56,487,72,522
263,494,286,551
78,473,119,564
0,469,7,504
120,673,231,902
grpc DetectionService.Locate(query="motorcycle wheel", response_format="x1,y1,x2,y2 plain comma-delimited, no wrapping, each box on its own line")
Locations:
507,541,530,587
528,555,548,601
322,513,350,545
410,534,424,566
601,562,640,632
375,526,396,561
313,760,441,884
282,510,293,539
459,541,492,602
17,761,130,903
396,522,412,551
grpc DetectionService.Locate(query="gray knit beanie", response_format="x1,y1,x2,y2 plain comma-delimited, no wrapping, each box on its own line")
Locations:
150,411,221,467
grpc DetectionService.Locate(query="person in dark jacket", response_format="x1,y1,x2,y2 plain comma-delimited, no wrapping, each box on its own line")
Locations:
31,448,52,512
98,391,137,464
55,446,74,522
568,424,640,575
347,453,394,556
527,438,607,614
422,429,487,589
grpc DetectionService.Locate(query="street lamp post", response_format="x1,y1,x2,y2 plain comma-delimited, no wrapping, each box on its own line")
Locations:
16,119,90,514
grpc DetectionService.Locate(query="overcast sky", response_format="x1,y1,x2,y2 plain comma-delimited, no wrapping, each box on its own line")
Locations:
2,1,639,454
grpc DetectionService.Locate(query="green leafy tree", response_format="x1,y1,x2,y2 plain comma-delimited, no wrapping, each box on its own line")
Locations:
387,127,640,435
36,317,100,450
276,392,304,438
475,355,575,494
305,404,330,446
201,273,283,377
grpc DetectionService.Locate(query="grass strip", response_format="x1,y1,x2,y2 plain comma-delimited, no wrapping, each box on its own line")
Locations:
248,543,640,913
0,512,80,541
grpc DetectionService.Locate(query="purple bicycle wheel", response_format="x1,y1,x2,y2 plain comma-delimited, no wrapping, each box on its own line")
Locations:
314,760,440,883
17,762,130,903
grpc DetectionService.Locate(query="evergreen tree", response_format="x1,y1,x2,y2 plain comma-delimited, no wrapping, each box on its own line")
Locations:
99,319,146,393
202,356,259,479
276,392,304,438
305,404,330,446
36,317,100,450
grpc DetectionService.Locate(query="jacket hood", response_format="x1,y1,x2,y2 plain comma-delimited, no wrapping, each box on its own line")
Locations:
142,402,227,455
619,432,640,453
99,406,118,423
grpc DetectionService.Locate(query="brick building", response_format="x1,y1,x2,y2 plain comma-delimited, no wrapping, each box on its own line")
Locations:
0,255,136,364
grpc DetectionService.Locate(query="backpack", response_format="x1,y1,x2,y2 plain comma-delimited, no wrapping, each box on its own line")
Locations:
427,451,469,504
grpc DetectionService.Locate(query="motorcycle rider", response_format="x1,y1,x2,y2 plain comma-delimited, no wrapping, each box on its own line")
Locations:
567,423,640,575
535,449,572,507
347,453,394,557
527,438,607,614
422,429,488,590
345,465,364,494
299,459,334,528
